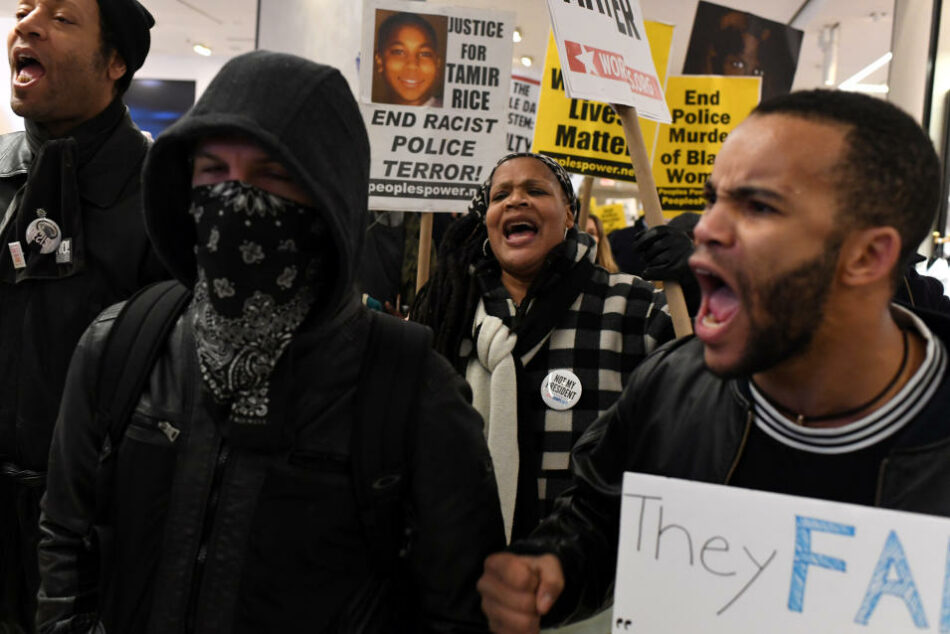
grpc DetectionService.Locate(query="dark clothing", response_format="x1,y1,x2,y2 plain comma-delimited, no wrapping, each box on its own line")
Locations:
896,262,950,313
513,308,950,626
0,104,162,631
38,301,504,632
38,51,504,632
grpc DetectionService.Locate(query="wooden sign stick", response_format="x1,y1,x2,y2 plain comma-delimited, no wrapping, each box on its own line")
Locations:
415,212,434,292
615,104,693,338
577,174,594,228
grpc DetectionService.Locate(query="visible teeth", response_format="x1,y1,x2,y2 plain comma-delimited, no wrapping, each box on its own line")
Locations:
16,71,28,83
702,313,722,328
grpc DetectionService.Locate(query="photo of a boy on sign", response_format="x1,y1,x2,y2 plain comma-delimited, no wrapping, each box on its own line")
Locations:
682,1,802,102
372,11,447,107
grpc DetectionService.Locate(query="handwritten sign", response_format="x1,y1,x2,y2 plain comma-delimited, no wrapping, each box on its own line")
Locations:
532,22,671,182
360,0,514,212
651,75,760,212
614,472,950,633
544,0,669,122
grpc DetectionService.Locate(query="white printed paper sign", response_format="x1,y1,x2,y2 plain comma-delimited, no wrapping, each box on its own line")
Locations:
545,0,670,123
360,0,514,212
614,472,950,633
507,71,540,153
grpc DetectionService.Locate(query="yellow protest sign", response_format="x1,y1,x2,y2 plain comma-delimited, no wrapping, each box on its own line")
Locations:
652,75,761,213
532,21,673,181
591,202,627,234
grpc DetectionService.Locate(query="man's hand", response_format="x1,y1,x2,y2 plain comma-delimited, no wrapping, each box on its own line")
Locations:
478,552,565,633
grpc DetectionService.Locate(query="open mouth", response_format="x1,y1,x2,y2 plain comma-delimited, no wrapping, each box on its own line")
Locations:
13,52,45,85
503,219,539,242
693,267,740,331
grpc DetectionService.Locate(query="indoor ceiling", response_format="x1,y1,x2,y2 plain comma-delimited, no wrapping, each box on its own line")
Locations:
144,0,895,91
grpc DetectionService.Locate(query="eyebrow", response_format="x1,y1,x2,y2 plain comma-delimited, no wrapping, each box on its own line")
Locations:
705,180,787,203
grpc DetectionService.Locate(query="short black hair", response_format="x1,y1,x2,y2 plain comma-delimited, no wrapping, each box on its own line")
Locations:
376,12,439,53
98,9,130,95
753,89,940,274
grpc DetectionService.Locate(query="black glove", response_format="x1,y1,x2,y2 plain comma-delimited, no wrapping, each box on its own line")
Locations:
631,224,694,281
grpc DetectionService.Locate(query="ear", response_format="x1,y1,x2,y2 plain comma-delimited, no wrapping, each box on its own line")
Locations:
106,50,127,83
564,205,575,230
838,226,902,288
374,53,383,75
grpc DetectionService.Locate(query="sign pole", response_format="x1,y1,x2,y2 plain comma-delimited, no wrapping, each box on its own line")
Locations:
577,174,594,228
416,212,434,292
615,104,693,338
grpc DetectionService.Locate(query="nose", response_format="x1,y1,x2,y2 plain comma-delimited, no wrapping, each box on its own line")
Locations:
13,8,47,40
505,188,528,207
693,197,733,249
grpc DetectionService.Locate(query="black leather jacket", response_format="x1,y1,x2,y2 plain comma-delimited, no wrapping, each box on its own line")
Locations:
37,299,505,632
515,307,950,626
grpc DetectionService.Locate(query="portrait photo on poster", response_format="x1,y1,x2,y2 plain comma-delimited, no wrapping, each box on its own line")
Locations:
372,10,448,107
682,1,802,102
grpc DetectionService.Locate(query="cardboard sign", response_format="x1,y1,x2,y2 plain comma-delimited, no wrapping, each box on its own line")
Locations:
591,202,627,234
532,22,672,182
507,72,541,154
360,0,514,212
651,75,760,212
614,472,950,633
544,0,670,122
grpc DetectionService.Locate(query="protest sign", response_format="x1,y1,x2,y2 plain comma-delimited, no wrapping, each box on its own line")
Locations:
544,0,670,122
507,71,540,154
591,201,627,235
683,1,803,103
614,472,950,633
651,75,760,213
360,0,514,212
532,22,672,182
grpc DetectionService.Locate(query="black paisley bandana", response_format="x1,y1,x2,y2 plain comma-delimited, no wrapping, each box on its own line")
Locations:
190,181,323,426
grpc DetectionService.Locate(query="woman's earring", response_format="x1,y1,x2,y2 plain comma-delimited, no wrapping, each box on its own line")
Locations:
482,238,491,257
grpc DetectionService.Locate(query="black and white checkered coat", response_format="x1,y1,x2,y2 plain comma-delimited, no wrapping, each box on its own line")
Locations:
468,229,674,536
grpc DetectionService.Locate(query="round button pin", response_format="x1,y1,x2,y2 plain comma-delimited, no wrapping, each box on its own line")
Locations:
25,217,61,255
541,369,582,411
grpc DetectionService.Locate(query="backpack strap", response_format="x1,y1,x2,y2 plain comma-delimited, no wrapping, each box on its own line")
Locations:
351,311,433,571
96,279,192,460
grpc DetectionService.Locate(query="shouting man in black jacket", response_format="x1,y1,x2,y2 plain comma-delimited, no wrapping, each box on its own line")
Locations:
0,1,160,630
478,90,950,632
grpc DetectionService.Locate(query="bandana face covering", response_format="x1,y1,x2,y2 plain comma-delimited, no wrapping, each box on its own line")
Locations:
190,181,323,426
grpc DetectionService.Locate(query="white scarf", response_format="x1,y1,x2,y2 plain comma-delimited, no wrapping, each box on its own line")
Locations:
465,299,519,542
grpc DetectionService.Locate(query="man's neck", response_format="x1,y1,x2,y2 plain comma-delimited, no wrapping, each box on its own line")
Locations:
752,305,925,428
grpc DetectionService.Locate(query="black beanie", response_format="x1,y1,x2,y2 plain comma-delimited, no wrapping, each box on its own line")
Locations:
97,0,154,88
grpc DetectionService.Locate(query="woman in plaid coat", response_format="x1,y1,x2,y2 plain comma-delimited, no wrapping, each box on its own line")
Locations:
412,153,675,541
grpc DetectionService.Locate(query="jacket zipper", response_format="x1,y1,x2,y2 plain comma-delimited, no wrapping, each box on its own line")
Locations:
184,440,231,633
874,457,890,506
723,408,753,484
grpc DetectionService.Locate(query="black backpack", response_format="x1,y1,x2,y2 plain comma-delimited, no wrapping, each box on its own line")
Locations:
94,279,432,571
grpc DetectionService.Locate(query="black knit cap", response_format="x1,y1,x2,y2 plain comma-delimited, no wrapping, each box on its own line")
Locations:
97,0,155,88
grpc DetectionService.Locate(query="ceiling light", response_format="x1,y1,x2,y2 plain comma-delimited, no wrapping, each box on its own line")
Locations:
513,28,522,43
193,43,212,57
520,55,533,67
839,52,892,90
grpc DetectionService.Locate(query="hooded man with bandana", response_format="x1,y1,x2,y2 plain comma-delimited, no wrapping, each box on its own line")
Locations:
36,50,505,632
0,1,162,630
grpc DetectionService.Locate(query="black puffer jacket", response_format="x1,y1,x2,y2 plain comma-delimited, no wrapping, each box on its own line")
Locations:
37,51,504,633
514,308,950,626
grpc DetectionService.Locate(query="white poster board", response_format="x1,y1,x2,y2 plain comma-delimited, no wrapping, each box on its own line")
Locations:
507,71,541,154
359,0,514,212
544,0,670,123
613,472,950,633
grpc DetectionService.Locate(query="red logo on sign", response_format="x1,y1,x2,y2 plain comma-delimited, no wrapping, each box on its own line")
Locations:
564,39,661,99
